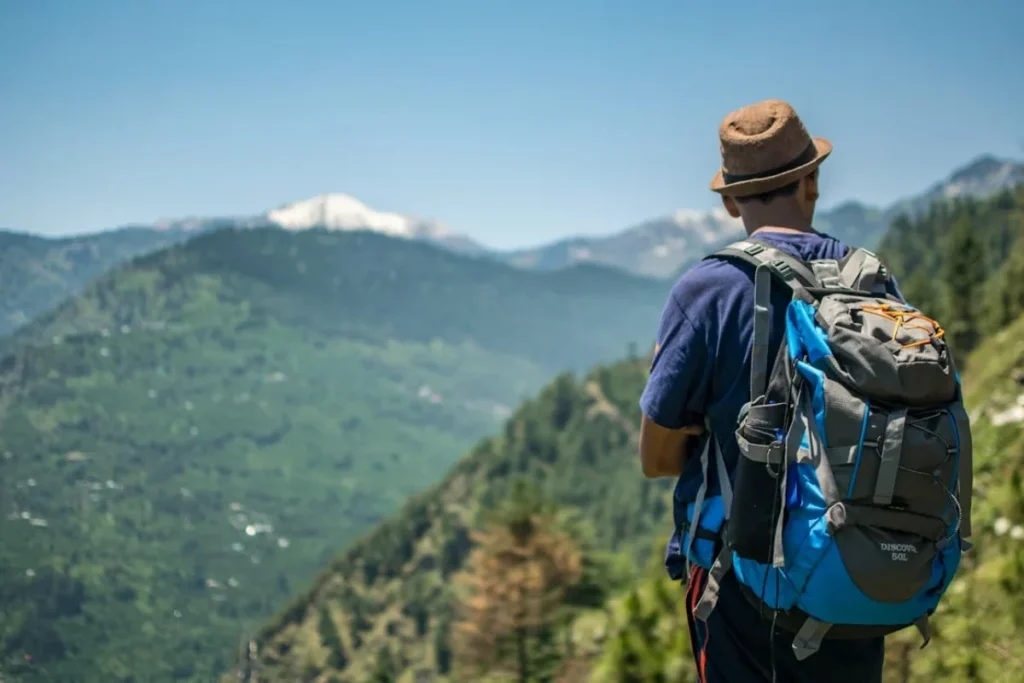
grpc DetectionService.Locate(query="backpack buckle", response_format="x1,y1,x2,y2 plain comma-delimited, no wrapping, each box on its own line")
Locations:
744,243,767,256
770,259,795,280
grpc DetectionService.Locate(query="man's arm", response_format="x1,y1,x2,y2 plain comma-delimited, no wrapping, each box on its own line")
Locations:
639,415,704,478
637,286,713,479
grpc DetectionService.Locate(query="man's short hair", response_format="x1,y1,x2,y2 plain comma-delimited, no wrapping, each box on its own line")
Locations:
735,169,817,205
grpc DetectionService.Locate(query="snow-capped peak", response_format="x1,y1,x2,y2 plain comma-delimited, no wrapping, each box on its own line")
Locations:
671,207,744,243
265,193,449,238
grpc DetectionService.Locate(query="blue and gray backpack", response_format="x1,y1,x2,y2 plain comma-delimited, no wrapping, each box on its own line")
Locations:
677,237,974,660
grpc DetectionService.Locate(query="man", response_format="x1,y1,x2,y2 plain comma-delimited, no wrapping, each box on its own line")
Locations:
639,99,897,682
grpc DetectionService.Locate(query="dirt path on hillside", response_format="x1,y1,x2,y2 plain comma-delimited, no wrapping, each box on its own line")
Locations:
584,379,638,442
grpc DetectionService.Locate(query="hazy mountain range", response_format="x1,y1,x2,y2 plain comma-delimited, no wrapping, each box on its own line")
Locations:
503,154,1024,277
1,156,1020,337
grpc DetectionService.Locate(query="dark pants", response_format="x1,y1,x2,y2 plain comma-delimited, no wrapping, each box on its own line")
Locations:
684,565,885,683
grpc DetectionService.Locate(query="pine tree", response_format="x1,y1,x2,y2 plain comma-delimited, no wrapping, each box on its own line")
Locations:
317,604,348,671
943,214,988,360
370,645,398,682
451,481,583,682
434,613,453,675
985,211,1024,328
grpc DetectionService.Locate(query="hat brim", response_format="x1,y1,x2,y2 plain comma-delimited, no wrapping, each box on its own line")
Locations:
709,137,832,198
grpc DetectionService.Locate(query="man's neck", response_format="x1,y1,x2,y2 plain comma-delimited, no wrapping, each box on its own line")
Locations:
745,225,815,237
741,213,813,236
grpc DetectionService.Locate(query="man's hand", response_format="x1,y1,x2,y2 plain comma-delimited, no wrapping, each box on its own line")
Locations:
639,416,705,478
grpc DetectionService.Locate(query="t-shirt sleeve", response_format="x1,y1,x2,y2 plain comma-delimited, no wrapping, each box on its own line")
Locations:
639,273,715,430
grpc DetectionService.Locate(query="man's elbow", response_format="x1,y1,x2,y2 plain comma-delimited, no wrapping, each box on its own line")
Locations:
641,461,662,478
639,450,670,478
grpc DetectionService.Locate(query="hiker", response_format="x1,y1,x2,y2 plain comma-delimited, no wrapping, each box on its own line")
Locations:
638,99,972,682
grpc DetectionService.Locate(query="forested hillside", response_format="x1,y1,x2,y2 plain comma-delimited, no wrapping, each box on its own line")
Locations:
878,185,1024,356
227,356,661,681
0,228,669,682
234,322,1024,683
236,186,1024,682
0,227,191,337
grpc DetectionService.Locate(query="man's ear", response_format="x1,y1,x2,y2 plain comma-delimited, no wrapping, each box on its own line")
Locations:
803,170,819,203
722,195,741,218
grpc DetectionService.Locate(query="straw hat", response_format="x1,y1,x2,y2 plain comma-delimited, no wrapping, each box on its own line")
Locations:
709,99,832,198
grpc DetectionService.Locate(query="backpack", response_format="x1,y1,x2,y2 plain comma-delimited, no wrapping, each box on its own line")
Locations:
676,237,974,661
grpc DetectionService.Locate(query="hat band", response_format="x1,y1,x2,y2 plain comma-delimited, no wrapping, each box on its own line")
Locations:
721,141,817,184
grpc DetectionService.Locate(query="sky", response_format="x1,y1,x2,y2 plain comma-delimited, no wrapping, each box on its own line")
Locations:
1,0,1022,250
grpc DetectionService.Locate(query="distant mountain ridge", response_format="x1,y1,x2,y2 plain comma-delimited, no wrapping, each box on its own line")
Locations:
502,209,744,279
502,154,1024,278
1,154,1019,339
148,193,488,256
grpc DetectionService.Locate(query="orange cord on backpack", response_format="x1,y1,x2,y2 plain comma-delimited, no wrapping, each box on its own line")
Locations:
859,303,945,350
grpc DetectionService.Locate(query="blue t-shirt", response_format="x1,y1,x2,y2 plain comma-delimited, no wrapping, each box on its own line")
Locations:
640,230,902,573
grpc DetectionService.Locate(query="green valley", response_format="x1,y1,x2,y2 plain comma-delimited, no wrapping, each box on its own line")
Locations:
0,227,669,682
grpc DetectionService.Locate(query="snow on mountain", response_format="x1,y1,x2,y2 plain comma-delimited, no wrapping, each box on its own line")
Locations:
149,193,483,254
102,154,1024,280
266,193,437,237
261,193,485,255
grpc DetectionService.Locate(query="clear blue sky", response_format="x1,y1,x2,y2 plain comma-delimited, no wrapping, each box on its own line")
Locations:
1,0,1021,249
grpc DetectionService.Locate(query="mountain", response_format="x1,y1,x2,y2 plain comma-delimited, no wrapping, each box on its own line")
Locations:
0,195,483,341
265,194,487,256
503,209,744,280
0,227,194,338
889,154,1024,221
0,228,669,682
233,187,1024,682
3,155,1017,336
502,155,1024,279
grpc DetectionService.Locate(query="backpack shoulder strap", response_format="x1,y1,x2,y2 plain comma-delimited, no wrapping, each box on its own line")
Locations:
837,247,890,294
709,239,818,402
709,238,821,291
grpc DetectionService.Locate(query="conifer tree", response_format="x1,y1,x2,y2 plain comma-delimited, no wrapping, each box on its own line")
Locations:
985,211,1024,328
451,480,583,682
317,604,348,671
369,645,398,682
943,214,988,360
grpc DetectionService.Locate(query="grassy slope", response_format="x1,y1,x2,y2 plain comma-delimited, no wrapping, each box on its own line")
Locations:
0,228,668,682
